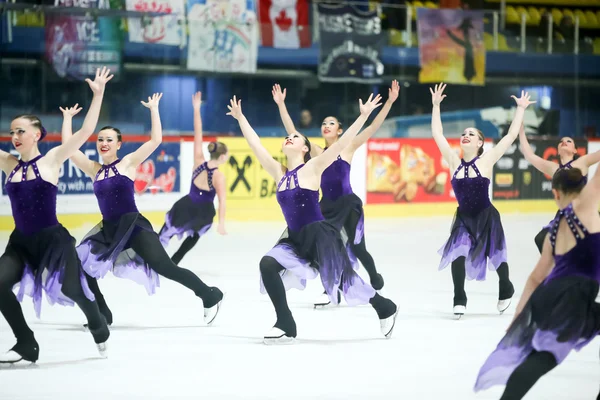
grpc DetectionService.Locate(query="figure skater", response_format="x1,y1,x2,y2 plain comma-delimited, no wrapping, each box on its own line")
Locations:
226,94,398,344
158,92,228,264
474,167,600,399
519,125,600,253
61,93,223,328
271,81,399,308
0,67,113,364
432,83,535,318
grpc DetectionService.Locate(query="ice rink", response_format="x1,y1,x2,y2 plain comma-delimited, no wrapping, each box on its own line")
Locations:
0,213,598,399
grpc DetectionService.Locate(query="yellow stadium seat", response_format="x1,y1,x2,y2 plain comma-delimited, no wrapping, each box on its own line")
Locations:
585,11,599,28
528,7,542,25
515,6,531,24
424,1,438,8
413,1,425,8
575,10,588,27
506,6,521,24
551,8,563,25
563,9,574,20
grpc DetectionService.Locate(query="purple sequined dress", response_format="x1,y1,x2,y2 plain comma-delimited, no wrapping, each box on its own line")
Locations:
319,156,363,270
542,160,588,230
76,160,159,294
260,165,376,306
158,162,216,246
4,155,94,317
475,203,600,392
438,157,508,280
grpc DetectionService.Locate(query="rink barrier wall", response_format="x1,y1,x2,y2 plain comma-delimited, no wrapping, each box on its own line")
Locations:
0,136,598,232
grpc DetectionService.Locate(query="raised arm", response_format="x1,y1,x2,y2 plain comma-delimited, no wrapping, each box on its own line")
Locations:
226,96,283,181
509,236,554,327
307,94,381,175
430,83,460,171
482,91,535,166
213,171,227,235
577,155,600,212
573,149,600,170
0,150,17,175
519,123,559,177
345,80,400,154
59,104,99,178
272,84,299,136
191,91,205,166
47,67,113,165
122,93,163,169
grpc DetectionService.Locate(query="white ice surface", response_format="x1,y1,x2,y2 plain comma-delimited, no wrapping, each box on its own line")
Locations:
0,214,598,399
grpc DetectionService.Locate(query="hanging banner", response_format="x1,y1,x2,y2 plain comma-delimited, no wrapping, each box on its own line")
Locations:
187,0,258,74
366,138,463,204
258,0,311,49
45,0,121,79
492,138,588,200
125,0,186,46
0,141,180,196
417,8,486,85
317,3,385,83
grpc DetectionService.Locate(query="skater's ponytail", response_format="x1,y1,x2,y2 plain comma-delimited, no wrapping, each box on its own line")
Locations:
476,129,485,156
552,168,586,195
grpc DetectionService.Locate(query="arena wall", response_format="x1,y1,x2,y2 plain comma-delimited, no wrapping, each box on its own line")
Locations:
1,137,597,232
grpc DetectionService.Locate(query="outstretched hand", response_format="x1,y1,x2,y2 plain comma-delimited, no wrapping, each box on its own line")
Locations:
192,91,202,109
59,104,83,117
511,91,536,109
359,93,383,116
85,66,113,96
430,83,447,106
388,80,400,103
141,93,163,109
226,96,243,120
271,84,286,105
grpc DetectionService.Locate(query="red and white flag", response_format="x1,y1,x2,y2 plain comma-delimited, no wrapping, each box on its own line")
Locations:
259,0,311,49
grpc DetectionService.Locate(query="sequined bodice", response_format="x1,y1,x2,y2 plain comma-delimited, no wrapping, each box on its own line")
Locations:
276,164,324,232
556,159,588,184
546,204,600,283
93,159,139,221
321,156,353,201
4,155,59,235
451,158,491,215
189,162,216,203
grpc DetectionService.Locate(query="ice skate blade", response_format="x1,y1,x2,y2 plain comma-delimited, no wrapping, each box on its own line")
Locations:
381,310,399,338
263,327,296,345
97,342,107,358
497,298,512,314
0,350,37,364
453,305,466,319
204,298,224,326
83,323,112,332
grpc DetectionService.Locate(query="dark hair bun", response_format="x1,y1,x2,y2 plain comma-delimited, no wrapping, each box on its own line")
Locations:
552,168,586,195
208,142,216,152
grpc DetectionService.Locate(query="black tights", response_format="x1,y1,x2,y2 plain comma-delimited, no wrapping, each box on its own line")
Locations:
171,233,200,265
0,246,107,345
451,256,513,305
500,351,557,400
534,227,549,254
344,210,382,289
260,255,395,336
88,230,220,320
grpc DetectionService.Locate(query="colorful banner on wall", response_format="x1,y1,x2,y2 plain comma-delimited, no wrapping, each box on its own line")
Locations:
0,141,180,196
187,0,258,74
492,138,588,200
45,1,122,79
216,137,284,208
125,0,186,46
366,138,462,204
417,8,486,86
317,4,385,83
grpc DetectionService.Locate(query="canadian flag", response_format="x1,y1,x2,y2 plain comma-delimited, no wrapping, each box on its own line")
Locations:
259,0,311,49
